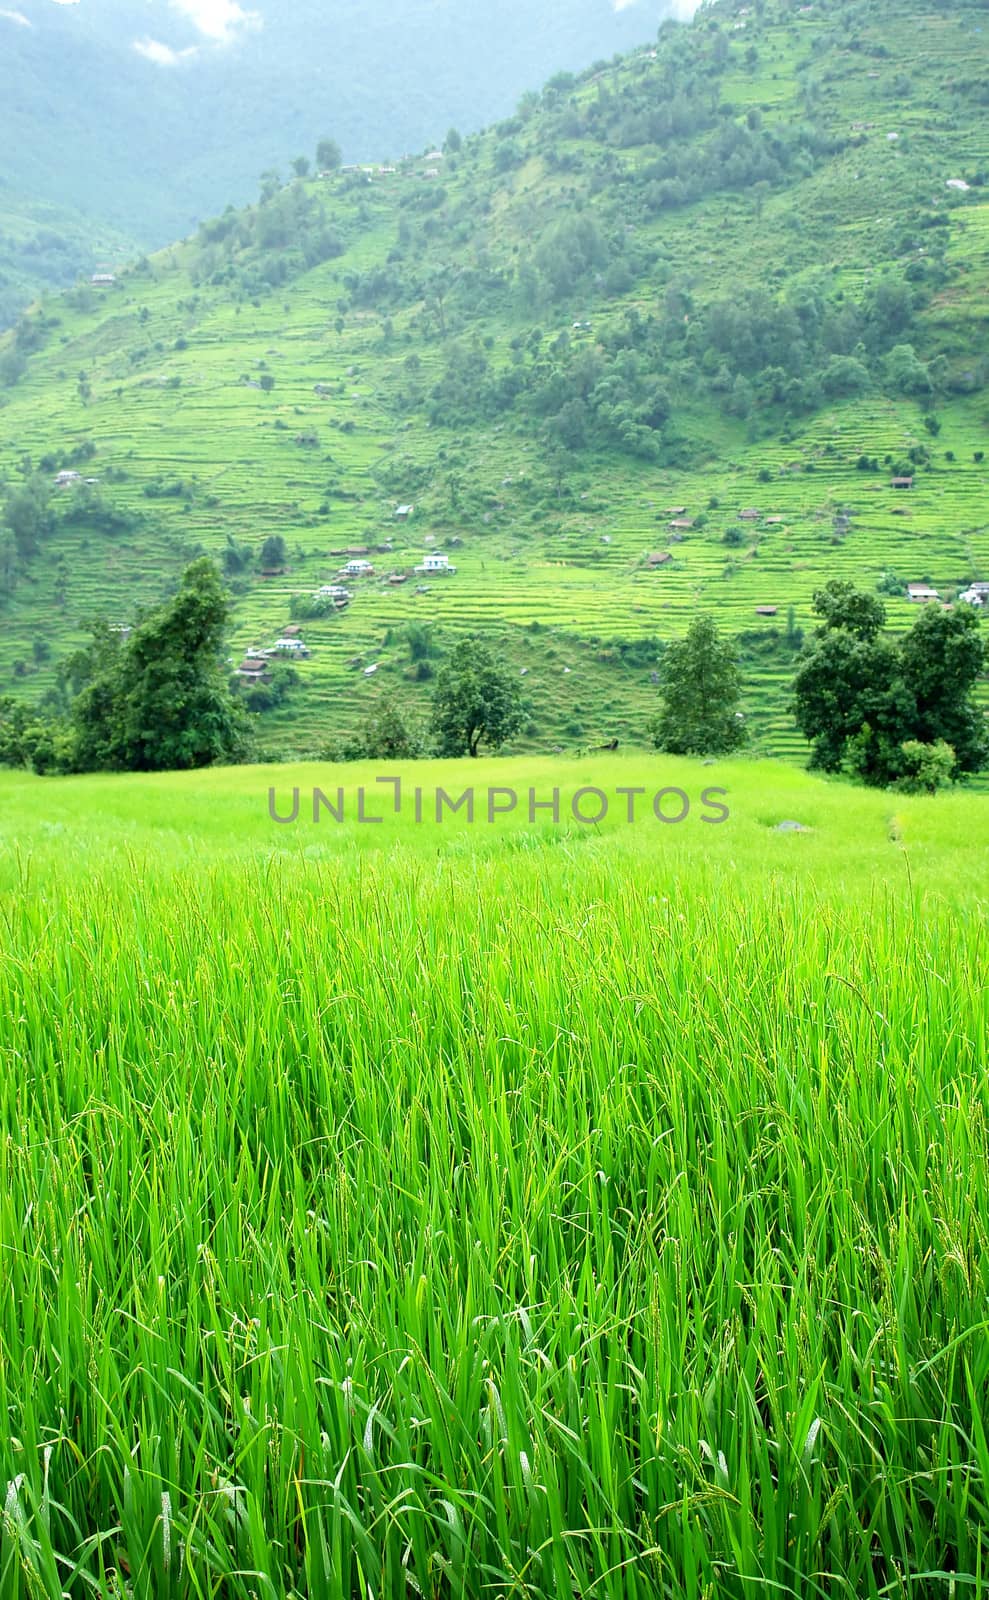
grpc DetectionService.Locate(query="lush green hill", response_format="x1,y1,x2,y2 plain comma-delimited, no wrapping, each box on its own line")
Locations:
1,0,987,763
0,0,673,321
1,754,988,1597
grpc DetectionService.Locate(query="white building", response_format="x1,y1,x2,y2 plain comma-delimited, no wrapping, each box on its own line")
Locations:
414,552,457,575
340,560,374,577
272,638,310,656
959,583,989,607
907,584,939,603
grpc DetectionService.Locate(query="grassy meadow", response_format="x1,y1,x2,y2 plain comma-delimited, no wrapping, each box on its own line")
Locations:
1,755,988,1596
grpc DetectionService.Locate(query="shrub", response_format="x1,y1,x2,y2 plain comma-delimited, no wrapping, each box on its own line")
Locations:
894,739,956,794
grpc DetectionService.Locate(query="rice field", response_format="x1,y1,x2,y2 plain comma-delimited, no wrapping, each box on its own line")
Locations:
1,755,988,1597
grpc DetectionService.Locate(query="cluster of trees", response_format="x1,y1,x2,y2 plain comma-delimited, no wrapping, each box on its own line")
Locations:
193,181,346,297
419,260,936,465
640,592,987,792
793,581,987,789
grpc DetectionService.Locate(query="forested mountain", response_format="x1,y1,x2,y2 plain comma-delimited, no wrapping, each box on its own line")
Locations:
0,0,674,324
1,0,987,761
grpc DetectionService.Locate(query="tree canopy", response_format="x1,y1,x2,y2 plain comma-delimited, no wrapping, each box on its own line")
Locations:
651,615,746,756
431,635,524,757
70,557,247,773
793,581,987,786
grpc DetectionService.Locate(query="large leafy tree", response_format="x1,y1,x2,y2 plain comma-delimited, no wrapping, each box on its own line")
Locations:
793,581,987,786
72,557,247,772
899,602,987,774
651,614,745,756
431,636,524,758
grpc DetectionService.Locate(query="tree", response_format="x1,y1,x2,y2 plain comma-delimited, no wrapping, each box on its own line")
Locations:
810,579,886,642
792,582,987,785
72,558,247,773
259,534,286,570
292,156,311,178
898,602,987,775
431,636,524,757
793,629,903,778
444,128,463,154
650,616,746,756
3,473,53,560
359,695,425,759
317,138,342,173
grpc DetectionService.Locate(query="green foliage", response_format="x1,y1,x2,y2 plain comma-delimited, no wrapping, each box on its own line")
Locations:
2,473,53,560
69,558,248,773
259,534,287,570
793,582,987,785
355,693,426,759
893,738,956,794
650,614,745,756
431,635,525,756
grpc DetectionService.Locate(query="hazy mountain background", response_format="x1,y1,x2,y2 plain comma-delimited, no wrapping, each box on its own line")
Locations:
0,0,683,323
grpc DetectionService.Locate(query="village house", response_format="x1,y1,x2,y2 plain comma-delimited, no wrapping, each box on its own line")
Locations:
272,638,310,657
394,505,414,521
236,658,271,680
738,508,762,521
755,606,779,617
646,552,673,567
907,583,939,603
414,552,457,575
54,470,82,488
340,560,374,577
959,582,989,607
91,273,116,287
891,476,914,489
668,518,693,532
315,584,352,602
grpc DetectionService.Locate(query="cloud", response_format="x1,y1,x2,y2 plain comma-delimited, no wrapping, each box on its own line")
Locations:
134,35,199,65
168,0,261,42
133,0,260,67
0,7,32,22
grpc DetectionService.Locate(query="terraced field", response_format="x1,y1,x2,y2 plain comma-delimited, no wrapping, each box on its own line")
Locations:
1,0,987,760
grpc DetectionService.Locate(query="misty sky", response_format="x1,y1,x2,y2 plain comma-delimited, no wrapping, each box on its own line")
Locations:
4,0,700,69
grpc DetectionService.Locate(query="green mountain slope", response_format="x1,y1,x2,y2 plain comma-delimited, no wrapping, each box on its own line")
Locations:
0,0,672,322
1,0,987,762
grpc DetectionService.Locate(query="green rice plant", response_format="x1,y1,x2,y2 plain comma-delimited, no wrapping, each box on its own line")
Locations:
0,758,987,1594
